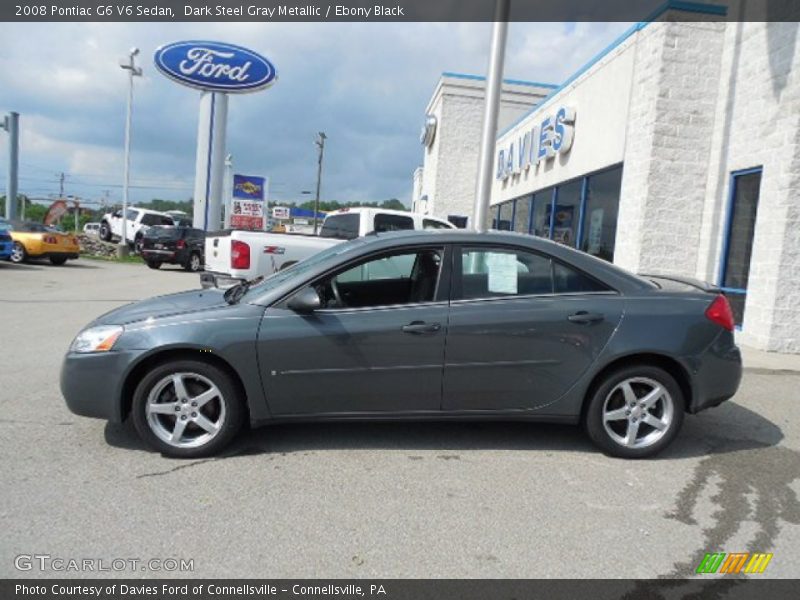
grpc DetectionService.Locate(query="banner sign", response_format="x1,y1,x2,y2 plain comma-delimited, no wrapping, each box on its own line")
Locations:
231,174,265,229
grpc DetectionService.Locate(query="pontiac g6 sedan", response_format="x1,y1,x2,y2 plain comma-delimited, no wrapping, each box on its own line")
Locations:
61,230,742,459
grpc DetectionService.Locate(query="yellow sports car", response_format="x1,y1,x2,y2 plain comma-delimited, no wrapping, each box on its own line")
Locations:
8,221,80,265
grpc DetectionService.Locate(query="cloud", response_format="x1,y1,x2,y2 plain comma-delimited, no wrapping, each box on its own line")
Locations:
0,21,631,209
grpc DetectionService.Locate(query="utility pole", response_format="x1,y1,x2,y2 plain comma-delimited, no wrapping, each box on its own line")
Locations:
472,0,510,232
313,131,327,235
1,111,19,220
118,47,142,257
59,172,65,197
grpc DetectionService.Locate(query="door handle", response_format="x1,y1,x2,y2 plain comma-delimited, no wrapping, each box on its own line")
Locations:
402,321,441,334
568,311,605,324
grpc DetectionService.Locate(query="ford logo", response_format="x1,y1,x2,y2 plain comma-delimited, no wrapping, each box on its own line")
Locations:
154,40,277,93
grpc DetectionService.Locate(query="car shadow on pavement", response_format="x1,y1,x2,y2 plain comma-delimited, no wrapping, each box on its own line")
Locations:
104,398,783,462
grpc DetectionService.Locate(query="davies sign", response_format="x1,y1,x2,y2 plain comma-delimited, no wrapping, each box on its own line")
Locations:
154,41,277,93
497,106,575,181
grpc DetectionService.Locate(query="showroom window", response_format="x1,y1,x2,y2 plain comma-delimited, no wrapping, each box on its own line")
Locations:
514,196,532,234
580,167,623,261
549,179,581,247
719,167,762,327
490,165,623,262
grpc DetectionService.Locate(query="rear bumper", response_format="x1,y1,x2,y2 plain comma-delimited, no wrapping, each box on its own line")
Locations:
141,248,191,264
200,271,244,289
37,252,79,260
0,240,12,259
688,332,743,413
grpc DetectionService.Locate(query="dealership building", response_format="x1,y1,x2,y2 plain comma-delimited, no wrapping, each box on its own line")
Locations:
413,5,800,353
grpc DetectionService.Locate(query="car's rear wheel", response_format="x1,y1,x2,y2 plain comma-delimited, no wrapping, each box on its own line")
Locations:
584,365,684,459
146,260,161,270
9,241,27,263
49,256,68,265
185,252,202,272
132,360,245,458
99,221,112,242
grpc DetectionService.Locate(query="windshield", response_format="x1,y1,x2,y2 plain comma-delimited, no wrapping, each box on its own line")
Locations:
244,238,364,297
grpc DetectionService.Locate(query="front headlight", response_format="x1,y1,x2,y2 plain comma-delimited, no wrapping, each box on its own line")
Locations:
70,325,123,353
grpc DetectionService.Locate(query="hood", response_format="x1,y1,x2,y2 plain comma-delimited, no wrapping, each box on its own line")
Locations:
91,289,229,326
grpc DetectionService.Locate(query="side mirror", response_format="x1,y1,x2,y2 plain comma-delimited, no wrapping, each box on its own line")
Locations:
287,287,322,313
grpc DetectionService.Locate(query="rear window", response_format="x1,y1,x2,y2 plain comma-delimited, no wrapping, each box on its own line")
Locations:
374,213,413,233
320,214,360,240
149,226,180,239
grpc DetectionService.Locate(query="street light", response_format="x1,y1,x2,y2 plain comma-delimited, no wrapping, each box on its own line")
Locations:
118,47,142,257
313,132,327,235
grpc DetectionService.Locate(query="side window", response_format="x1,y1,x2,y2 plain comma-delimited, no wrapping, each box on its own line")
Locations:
459,247,553,300
553,262,609,294
374,213,413,233
126,209,140,221
160,216,175,226
141,214,157,226
319,214,360,240
315,248,443,309
423,218,452,230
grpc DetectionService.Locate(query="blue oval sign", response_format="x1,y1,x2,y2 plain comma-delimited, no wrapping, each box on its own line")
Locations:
154,40,277,93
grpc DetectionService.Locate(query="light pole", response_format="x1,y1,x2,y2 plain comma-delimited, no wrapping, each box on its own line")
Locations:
118,47,142,257
472,0,510,232
313,132,327,235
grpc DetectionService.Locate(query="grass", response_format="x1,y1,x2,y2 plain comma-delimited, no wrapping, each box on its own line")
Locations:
80,252,144,265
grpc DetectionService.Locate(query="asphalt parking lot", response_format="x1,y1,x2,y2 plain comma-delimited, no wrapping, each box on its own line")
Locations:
1,258,799,582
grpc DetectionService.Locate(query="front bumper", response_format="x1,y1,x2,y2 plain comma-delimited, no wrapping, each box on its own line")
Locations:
60,350,144,423
200,270,243,289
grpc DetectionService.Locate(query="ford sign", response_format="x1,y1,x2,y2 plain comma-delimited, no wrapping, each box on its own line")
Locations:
154,41,277,93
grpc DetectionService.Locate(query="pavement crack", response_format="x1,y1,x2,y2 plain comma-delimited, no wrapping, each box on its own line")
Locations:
136,458,216,479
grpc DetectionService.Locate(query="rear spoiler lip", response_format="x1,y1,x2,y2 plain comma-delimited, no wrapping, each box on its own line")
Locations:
639,273,721,294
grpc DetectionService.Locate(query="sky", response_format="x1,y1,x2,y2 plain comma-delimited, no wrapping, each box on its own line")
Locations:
0,21,632,210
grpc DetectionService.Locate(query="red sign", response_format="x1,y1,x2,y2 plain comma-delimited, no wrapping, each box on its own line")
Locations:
230,214,263,230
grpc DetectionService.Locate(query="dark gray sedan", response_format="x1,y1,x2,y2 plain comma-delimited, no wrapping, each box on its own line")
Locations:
61,230,742,459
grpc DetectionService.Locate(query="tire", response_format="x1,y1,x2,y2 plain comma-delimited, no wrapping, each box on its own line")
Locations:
99,221,112,242
49,256,68,265
184,252,202,272
9,241,27,263
133,234,144,255
131,360,245,458
146,260,162,270
584,364,685,459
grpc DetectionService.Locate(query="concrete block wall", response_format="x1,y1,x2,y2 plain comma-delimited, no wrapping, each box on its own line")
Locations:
696,22,800,352
615,19,726,274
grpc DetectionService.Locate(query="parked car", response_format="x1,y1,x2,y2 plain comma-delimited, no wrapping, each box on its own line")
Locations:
98,207,178,253
201,207,454,288
7,220,80,265
61,230,742,459
0,218,13,261
83,222,101,236
141,225,205,272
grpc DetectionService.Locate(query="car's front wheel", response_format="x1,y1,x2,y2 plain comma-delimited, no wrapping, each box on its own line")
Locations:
146,260,161,270
131,360,245,458
9,241,27,263
584,365,684,459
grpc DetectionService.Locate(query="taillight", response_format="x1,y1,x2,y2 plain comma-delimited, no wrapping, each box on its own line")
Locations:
176,239,186,249
705,294,735,331
231,240,250,270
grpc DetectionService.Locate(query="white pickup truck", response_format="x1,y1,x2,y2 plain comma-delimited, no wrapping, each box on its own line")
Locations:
200,207,454,288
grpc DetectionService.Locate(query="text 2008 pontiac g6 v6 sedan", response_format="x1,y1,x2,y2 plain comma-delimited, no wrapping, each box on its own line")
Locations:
61,230,742,458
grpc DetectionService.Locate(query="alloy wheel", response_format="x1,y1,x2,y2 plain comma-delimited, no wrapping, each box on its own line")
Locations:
10,242,25,263
602,377,674,449
145,372,227,449
190,254,201,271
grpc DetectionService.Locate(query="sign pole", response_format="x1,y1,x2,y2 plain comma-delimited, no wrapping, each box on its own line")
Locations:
192,91,228,232
472,0,510,232
223,153,233,229
1,112,19,221
119,48,141,257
